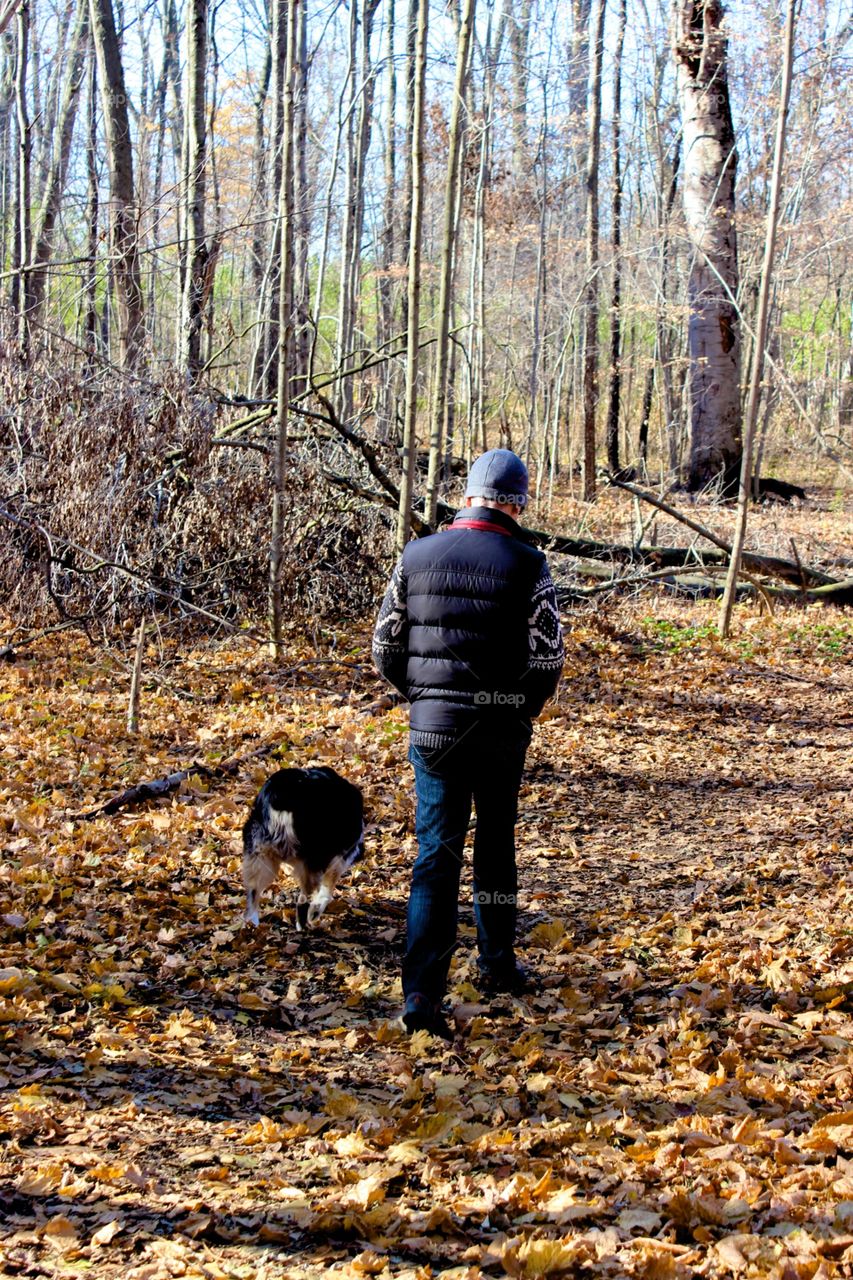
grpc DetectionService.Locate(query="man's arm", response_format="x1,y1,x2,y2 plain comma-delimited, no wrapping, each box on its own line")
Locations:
521,560,564,717
372,559,410,698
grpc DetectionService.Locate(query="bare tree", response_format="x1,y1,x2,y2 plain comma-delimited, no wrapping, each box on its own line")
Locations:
82,41,99,362
89,0,144,367
249,41,271,313
839,297,853,434
719,0,796,635
292,0,311,395
179,0,209,378
605,0,626,472
377,0,398,442
581,0,605,500
28,0,89,329
396,0,428,555
335,0,380,426
0,34,16,286
506,0,532,179
425,0,475,524
268,0,297,655
673,0,741,490
13,0,31,356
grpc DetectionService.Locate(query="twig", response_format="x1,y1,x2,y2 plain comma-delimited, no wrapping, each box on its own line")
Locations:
127,615,146,734
790,538,809,601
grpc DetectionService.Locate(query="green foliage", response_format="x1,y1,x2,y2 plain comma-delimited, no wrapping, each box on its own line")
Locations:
784,620,853,659
780,298,845,375
642,614,853,664
641,617,719,653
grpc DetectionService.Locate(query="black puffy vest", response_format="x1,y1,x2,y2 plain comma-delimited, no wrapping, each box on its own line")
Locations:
401,506,544,740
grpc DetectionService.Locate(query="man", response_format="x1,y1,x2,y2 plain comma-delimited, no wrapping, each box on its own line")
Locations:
372,449,564,1038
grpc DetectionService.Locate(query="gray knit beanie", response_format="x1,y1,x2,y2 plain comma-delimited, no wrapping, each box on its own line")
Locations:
464,449,529,508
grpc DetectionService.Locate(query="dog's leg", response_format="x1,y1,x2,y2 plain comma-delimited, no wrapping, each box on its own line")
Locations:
306,884,332,926
291,862,315,932
306,856,350,926
245,886,260,928
242,844,281,927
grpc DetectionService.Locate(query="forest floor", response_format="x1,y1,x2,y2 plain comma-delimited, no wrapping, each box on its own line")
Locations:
2,481,853,1280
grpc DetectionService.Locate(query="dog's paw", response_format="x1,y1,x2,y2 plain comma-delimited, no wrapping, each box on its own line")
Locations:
244,908,260,927
307,887,332,926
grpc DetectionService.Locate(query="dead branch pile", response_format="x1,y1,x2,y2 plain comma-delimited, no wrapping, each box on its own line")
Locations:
0,354,392,633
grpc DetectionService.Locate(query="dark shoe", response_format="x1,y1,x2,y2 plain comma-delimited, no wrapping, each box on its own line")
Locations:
476,961,538,996
402,993,454,1041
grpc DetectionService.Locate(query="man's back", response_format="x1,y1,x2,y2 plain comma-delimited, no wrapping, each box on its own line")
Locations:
374,504,562,748
402,508,544,741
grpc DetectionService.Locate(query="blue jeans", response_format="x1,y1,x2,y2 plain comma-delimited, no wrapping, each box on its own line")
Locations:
403,735,529,1004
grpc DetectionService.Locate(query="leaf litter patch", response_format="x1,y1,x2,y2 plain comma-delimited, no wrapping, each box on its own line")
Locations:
1,601,853,1278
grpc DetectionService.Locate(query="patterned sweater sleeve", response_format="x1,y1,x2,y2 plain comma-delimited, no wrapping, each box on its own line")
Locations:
372,559,410,698
521,560,565,716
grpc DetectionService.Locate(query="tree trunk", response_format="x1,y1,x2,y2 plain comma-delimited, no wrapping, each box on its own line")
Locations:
0,34,15,291
292,0,310,397
258,0,287,398
179,0,209,378
425,0,475,524
638,361,655,467
673,0,741,490
581,0,605,501
89,0,144,367
335,0,379,426
605,0,626,473
14,0,32,358
396,0,428,556
249,42,271,309
37,0,72,191
268,0,297,656
506,0,532,180
568,0,591,143
839,297,853,434
83,41,99,364
377,0,397,441
400,0,417,338
28,0,89,329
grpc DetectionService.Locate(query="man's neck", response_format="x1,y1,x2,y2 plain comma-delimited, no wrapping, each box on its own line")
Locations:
455,505,520,535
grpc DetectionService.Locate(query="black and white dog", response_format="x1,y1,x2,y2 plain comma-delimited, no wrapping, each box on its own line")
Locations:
242,767,364,929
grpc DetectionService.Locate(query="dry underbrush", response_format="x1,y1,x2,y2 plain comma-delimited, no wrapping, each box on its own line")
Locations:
0,363,390,635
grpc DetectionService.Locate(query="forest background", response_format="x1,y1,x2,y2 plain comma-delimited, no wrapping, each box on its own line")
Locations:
0,0,851,638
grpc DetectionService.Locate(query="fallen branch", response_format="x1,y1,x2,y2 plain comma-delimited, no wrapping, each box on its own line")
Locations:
71,738,285,820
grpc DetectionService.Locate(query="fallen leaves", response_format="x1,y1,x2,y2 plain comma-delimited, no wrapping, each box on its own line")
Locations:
1,601,853,1277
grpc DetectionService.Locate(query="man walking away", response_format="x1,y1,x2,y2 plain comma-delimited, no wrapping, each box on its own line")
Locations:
372,449,564,1038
